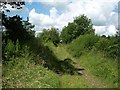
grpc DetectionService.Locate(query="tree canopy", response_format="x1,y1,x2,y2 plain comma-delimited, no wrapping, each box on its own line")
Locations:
0,0,25,12
61,14,95,43
38,28,60,46
2,14,35,44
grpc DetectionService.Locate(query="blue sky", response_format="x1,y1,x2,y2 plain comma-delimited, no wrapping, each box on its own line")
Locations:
6,2,64,19
6,2,50,19
5,0,119,36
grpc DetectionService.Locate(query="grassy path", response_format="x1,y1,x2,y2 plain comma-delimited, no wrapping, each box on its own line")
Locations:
48,43,109,88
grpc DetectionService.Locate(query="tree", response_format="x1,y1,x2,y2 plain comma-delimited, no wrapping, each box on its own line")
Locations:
0,0,25,12
1,0,26,45
38,28,60,46
38,29,50,42
49,28,60,46
23,17,35,38
74,14,94,35
2,14,35,44
61,14,95,43
61,22,77,43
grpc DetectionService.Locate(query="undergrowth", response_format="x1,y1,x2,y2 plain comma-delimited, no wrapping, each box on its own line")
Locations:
2,55,61,88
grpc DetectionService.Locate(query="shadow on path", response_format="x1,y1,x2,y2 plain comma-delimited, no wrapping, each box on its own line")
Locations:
27,38,84,75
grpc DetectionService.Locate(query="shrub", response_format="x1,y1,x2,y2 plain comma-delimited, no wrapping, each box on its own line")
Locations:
94,37,110,51
3,40,15,60
94,36,119,59
68,34,99,57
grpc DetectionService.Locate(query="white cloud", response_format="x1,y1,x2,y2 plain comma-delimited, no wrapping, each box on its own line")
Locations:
108,12,118,28
29,8,53,30
106,25,118,35
94,25,118,36
50,7,58,19
29,0,119,36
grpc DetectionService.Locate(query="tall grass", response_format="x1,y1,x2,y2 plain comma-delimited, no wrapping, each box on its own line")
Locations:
2,39,61,88
2,54,61,88
67,34,118,88
75,51,118,88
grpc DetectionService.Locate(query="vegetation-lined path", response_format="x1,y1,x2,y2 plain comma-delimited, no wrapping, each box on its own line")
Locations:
2,2,119,88
48,43,109,88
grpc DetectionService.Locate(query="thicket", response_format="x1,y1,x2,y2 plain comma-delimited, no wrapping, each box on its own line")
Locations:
2,40,61,88
58,14,119,59
67,34,119,59
2,11,119,88
2,14,82,79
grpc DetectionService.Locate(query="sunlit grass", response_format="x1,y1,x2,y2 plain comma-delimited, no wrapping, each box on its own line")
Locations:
2,56,60,88
3,41,118,88
49,42,118,88
60,74,90,88
78,51,118,88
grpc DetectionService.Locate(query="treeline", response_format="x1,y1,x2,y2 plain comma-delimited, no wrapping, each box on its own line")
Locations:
38,15,120,60
2,12,119,88
2,13,35,61
2,13,119,62
2,13,82,75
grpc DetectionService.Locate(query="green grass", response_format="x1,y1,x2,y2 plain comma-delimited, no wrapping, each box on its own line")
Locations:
60,75,90,88
2,41,118,88
46,42,72,60
2,56,60,88
65,35,118,88
78,51,118,88
47,42,118,88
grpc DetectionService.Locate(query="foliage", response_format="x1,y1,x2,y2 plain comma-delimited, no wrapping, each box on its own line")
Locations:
46,42,117,88
61,15,95,43
3,40,15,60
0,0,25,12
2,8,119,88
38,28,60,46
49,28,60,45
79,51,118,88
60,22,77,43
67,34,99,57
23,17,35,37
2,38,63,88
74,15,94,35
2,54,60,88
94,36,119,59
3,39,33,62
67,33,119,59
2,14,35,44
94,37,110,51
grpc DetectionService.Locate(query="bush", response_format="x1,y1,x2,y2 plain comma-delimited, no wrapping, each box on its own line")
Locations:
3,39,32,61
3,40,15,60
67,34,99,57
38,28,60,46
94,36,119,59
94,37,110,51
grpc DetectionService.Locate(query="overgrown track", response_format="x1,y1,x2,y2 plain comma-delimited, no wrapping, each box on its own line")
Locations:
48,43,110,88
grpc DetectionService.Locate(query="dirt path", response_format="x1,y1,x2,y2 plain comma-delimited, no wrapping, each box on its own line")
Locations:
49,43,109,88
81,69,108,88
